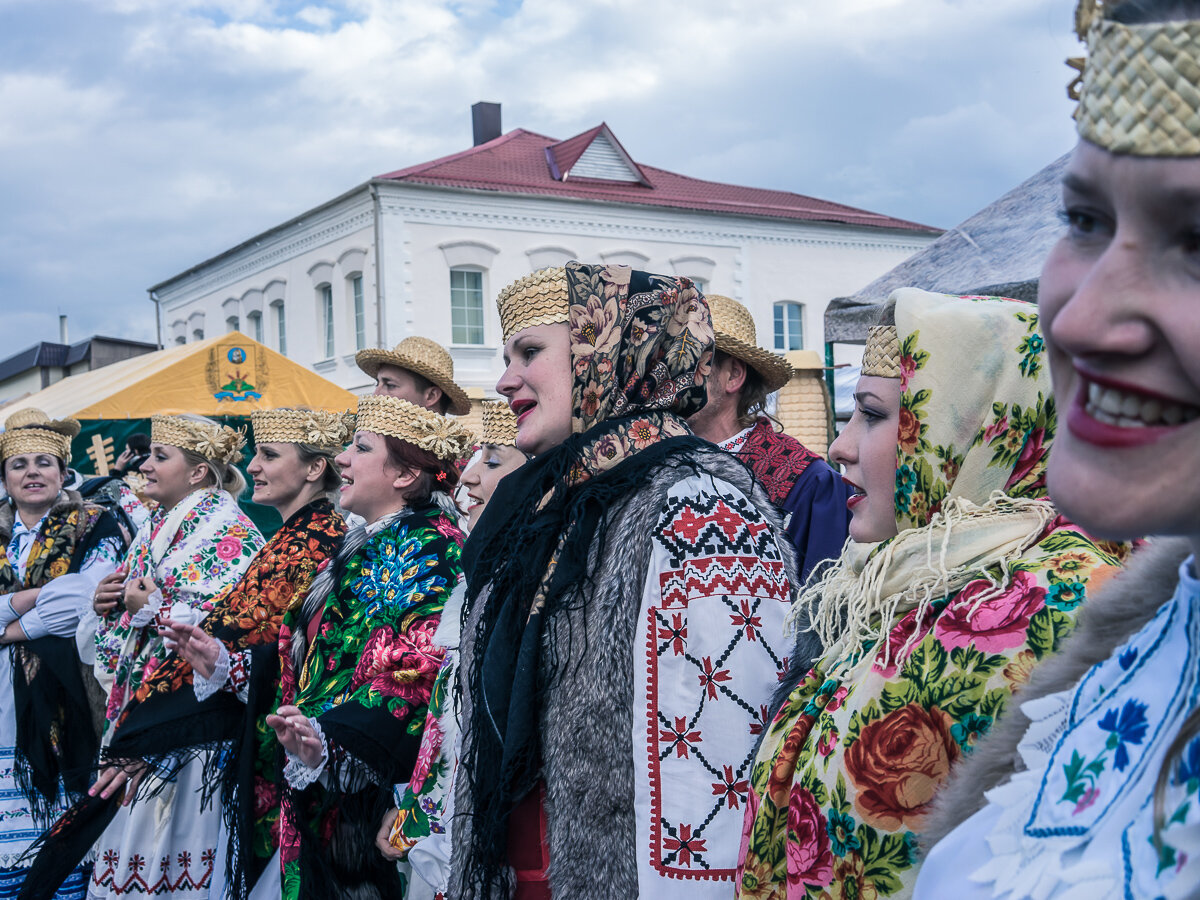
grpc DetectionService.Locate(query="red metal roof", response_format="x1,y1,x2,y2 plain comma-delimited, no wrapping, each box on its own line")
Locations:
378,127,939,233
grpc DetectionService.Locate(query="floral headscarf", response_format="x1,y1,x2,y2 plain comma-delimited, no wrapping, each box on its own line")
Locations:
801,289,1063,667
458,263,714,897
892,287,1053,530
564,263,711,478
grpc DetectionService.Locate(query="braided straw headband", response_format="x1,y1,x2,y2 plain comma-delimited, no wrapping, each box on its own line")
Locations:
480,400,519,447
1,428,73,464
251,409,354,454
497,267,570,344
862,326,901,378
355,395,476,462
151,415,246,465
1075,17,1200,156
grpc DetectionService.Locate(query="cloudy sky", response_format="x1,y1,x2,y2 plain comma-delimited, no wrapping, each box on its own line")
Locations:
0,0,1083,359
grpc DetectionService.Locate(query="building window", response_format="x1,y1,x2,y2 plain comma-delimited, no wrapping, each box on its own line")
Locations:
774,301,804,351
691,277,707,294
247,311,263,343
192,328,205,342
175,335,186,345
226,315,240,334
319,284,334,358
450,268,485,345
273,301,287,355
351,275,366,350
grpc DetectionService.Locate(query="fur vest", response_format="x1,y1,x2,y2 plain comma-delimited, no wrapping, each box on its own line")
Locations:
450,446,801,900
922,537,1193,848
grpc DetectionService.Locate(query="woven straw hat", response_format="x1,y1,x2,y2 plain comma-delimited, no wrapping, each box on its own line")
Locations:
251,408,354,454
480,400,519,447
1,408,80,463
355,336,471,417
707,295,794,393
497,267,570,344
862,326,901,378
151,415,246,465
355,395,476,462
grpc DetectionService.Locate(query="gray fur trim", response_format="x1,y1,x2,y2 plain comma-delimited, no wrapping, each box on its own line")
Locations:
921,537,1192,850
449,446,797,899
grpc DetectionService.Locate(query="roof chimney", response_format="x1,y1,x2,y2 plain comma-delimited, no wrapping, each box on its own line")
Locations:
59,314,69,344
472,102,502,146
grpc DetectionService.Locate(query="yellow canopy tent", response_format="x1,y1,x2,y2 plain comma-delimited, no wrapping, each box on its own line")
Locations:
0,333,355,421
0,334,356,533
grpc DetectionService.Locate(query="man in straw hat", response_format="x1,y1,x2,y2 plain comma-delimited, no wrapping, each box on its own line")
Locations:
688,295,851,580
355,335,472,416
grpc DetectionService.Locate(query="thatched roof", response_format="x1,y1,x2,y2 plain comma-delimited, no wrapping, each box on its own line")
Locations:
825,154,1069,343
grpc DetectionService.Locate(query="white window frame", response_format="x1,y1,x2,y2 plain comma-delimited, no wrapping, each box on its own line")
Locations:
318,284,335,358
351,274,366,351
246,310,263,343
449,267,486,346
773,301,805,352
272,300,287,355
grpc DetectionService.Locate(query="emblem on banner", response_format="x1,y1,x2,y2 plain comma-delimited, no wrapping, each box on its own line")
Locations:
207,342,267,402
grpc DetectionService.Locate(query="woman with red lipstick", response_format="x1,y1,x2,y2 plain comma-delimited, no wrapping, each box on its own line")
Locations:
91,408,350,900
735,288,1125,899
452,264,797,900
914,2,1200,898
264,395,469,900
375,400,526,898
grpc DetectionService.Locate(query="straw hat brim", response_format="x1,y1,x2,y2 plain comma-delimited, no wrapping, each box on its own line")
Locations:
714,334,794,392
354,349,472,416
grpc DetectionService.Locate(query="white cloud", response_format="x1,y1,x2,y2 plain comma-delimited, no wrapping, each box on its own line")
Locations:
0,0,1088,357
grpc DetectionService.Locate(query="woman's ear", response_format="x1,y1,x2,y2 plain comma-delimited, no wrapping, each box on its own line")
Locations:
305,457,326,485
187,463,209,486
392,466,419,492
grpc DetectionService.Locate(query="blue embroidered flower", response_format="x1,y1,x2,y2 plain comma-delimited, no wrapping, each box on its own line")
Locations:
1118,646,1138,671
826,809,861,857
1098,699,1149,771
1046,580,1086,611
951,713,993,751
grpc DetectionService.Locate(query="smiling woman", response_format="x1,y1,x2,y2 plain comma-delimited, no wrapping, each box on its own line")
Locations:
914,2,1200,897
0,409,126,900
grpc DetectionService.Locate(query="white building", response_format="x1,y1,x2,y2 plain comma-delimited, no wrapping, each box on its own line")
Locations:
151,104,939,396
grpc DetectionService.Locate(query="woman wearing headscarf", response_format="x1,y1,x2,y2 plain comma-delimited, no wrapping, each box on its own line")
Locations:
35,415,266,900
377,400,526,900
734,289,1126,899
914,2,1200,897
0,409,125,899
265,396,470,900
100,408,351,900
451,263,797,899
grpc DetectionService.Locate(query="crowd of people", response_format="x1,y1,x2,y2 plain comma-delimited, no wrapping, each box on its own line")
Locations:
0,0,1196,897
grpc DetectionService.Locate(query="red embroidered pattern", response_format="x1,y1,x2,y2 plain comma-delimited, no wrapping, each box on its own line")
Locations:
643,488,791,883
736,417,819,505
91,846,215,896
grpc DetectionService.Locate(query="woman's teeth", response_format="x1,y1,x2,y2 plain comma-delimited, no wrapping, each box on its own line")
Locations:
1086,382,1200,428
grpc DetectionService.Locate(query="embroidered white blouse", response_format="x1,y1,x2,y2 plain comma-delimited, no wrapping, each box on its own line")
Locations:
915,556,1200,900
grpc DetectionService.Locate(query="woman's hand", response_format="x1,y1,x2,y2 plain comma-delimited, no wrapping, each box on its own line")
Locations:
89,761,147,807
267,705,325,769
376,807,405,861
93,568,127,616
160,620,220,679
123,576,158,615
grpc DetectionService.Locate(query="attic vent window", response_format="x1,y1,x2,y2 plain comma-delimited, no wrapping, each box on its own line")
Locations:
570,134,641,182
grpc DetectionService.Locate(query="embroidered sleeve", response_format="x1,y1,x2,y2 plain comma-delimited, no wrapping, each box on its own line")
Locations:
191,643,249,702
634,472,793,889
128,588,165,629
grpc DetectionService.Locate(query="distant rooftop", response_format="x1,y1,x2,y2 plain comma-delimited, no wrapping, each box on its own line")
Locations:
0,335,159,385
378,124,940,234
